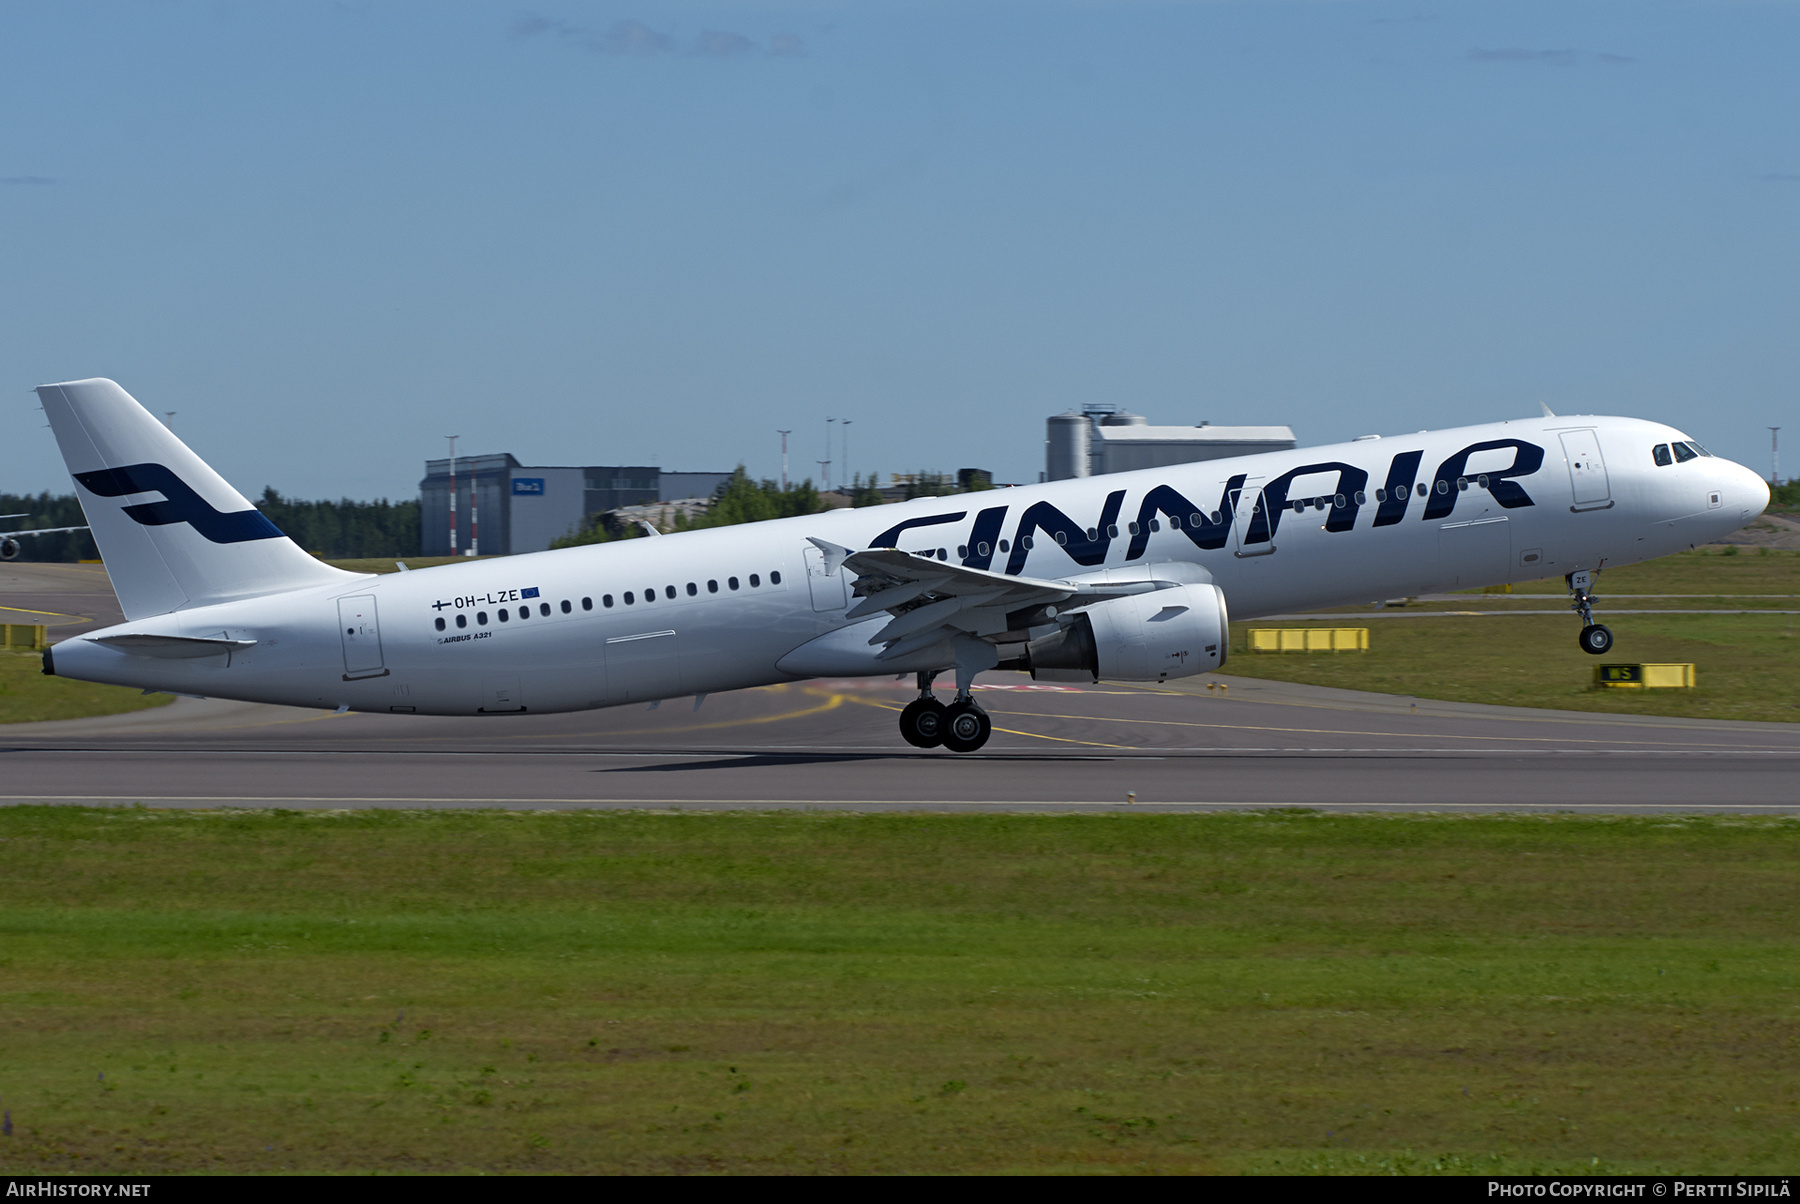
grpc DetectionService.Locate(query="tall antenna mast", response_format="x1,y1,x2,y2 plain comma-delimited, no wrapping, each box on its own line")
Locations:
446,435,459,556
777,430,792,492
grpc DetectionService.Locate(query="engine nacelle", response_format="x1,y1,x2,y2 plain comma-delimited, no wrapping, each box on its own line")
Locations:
0,537,19,561
1025,583,1228,683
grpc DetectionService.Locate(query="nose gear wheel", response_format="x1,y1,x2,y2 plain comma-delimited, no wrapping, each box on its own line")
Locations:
1578,624,1614,655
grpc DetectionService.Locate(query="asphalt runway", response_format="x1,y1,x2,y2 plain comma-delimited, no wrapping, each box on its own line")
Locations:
5,671,1800,812
6,559,1799,813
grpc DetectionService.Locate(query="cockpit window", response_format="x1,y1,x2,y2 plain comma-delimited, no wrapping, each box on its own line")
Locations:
1672,442,1699,463
1653,443,1673,466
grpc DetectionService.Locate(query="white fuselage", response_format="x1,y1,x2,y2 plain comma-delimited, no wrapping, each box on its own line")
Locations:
48,415,1769,715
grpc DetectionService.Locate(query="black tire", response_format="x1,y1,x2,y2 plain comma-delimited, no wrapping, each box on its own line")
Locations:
940,700,992,753
1578,624,1614,655
899,697,947,748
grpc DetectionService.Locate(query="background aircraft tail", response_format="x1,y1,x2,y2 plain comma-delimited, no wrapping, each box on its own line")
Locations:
36,378,358,620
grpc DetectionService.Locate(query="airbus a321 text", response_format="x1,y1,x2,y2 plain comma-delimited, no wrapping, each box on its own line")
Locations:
36,379,1768,752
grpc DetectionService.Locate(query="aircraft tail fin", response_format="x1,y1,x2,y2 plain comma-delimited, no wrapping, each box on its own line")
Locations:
36,378,359,620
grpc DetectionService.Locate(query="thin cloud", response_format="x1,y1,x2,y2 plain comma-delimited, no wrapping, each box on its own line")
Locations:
0,176,55,186
512,13,803,59
1466,48,1637,66
695,29,755,57
1468,48,1580,65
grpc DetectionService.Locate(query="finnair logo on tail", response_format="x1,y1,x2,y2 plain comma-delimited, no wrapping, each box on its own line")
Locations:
74,463,285,544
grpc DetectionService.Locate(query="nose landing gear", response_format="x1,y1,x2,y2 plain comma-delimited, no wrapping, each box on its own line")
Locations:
1569,569,1613,655
898,670,992,752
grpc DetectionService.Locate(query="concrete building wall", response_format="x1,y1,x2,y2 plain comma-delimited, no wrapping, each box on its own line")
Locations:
1094,427,1297,474
507,467,587,554
659,472,732,502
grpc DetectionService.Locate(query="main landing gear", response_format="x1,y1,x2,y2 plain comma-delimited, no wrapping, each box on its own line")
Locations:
1569,570,1614,656
898,671,992,753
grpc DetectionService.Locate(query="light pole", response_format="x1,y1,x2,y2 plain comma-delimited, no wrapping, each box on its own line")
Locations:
777,430,792,492
842,420,852,491
817,459,830,491
445,435,459,556
1771,427,1782,486
163,411,176,431
825,417,835,492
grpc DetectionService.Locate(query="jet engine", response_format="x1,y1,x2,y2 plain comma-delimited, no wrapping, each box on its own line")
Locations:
1024,583,1228,683
0,537,19,561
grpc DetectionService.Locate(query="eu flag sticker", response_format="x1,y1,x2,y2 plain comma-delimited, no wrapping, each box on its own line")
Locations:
521,587,540,599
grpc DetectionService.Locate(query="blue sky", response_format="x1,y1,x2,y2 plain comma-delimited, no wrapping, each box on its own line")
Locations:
3,1,1796,499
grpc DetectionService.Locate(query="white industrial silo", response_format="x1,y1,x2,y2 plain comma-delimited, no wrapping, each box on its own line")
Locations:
1045,410,1091,481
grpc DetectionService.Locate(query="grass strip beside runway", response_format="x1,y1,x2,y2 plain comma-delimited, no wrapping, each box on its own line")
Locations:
1,807,1796,1175
0,651,172,725
1221,612,1800,722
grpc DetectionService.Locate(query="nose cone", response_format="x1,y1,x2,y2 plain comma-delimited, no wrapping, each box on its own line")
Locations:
1722,459,1770,523
1741,463,1771,520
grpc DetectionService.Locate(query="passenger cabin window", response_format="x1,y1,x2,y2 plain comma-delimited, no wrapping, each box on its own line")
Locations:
1653,443,1673,466
749,573,760,587
686,582,697,596
456,613,467,628
598,595,609,608
707,580,718,593
584,596,596,610
665,585,676,599
477,611,488,625
498,609,509,622
541,603,551,616
623,591,634,604
770,570,781,585
1672,442,1699,463
728,577,739,590
559,600,570,614
435,617,445,631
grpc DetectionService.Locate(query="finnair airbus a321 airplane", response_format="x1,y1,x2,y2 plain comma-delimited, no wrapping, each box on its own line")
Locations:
35,379,1768,752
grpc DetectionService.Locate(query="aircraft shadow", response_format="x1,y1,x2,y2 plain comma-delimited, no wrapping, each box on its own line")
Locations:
599,752,1105,772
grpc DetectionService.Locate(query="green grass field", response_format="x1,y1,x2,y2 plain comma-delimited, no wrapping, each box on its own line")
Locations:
1226,548,1800,722
0,651,170,725
1503,546,1800,595
2,807,1797,1175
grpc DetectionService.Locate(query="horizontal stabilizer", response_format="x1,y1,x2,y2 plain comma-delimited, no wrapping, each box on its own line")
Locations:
94,634,258,659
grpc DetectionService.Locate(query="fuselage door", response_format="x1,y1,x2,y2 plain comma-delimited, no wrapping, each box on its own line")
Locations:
1560,429,1612,511
1231,480,1276,558
337,595,387,680
804,545,849,613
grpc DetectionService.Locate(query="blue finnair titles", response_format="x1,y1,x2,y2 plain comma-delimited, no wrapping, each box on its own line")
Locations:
36,378,1770,752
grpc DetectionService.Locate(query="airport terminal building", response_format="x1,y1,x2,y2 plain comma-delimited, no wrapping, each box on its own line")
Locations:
420,455,732,557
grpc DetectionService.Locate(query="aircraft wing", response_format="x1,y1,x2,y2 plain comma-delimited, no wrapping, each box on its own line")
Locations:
0,523,91,559
808,538,1160,662
2,525,89,537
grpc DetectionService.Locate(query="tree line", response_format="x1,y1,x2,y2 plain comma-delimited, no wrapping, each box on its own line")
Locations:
1,489,421,561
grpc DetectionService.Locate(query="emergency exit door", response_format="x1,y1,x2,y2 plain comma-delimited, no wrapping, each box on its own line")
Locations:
1560,430,1612,511
804,545,849,612
338,595,387,679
